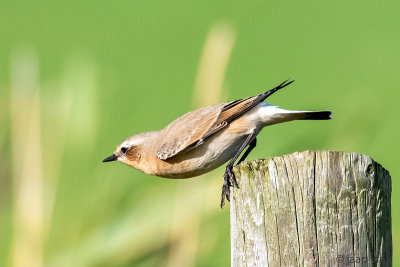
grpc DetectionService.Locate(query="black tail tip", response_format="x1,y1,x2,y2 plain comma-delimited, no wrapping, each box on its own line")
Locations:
299,111,332,120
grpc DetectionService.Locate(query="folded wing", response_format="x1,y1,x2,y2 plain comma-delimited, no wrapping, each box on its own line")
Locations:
157,80,294,160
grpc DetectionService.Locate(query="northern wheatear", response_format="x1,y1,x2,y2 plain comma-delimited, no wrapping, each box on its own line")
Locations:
103,80,331,207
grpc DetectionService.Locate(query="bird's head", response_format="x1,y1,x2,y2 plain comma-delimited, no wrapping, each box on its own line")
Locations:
102,135,144,168
102,131,158,170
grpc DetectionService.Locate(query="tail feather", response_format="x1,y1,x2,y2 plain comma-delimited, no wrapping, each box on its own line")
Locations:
256,104,332,126
298,111,332,120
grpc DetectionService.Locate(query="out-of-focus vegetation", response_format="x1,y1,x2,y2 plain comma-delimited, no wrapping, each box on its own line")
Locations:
0,1,399,266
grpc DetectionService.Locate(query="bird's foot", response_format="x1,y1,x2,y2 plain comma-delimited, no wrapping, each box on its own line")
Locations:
220,179,230,208
220,166,240,208
225,165,239,189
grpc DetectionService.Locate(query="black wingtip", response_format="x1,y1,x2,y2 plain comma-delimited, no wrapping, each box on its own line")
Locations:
278,79,295,88
262,79,295,99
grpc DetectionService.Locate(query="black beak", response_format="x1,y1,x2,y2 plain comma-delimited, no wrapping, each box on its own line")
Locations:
102,154,118,162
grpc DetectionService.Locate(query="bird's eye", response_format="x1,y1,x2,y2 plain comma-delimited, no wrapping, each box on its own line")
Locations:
121,147,128,154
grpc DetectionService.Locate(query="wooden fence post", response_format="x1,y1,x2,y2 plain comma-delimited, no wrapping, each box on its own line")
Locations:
231,150,392,266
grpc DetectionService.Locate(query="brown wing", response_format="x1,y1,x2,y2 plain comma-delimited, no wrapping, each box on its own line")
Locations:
157,80,294,160
157,103,225,160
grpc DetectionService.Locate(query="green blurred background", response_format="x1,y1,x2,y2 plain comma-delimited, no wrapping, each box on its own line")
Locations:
0,1,399,266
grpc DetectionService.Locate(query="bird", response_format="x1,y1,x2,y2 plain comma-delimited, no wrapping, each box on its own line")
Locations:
103,80,331,207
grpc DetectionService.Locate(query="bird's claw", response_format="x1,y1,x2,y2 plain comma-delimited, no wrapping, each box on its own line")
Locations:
220,166,240,208
220,181,230,208
225,166,239,189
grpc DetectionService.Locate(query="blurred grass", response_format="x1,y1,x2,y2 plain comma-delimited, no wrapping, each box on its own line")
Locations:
1,0,399,266
9,48,43,267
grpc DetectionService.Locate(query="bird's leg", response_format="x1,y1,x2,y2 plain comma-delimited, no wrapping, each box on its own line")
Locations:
237,138,257,165
221,131,257,208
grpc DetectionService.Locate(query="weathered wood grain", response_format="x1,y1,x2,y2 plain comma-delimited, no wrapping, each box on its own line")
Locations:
231,151,392,267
